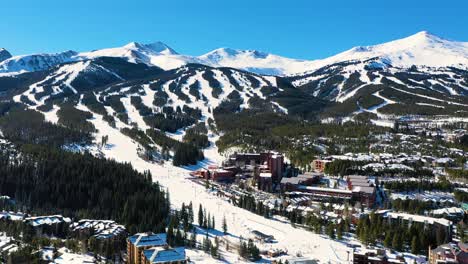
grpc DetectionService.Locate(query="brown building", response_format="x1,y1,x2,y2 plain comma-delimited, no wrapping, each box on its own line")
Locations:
268,154,284,183
347,175,376,207
226,152,285,184
258,172,273,192
280,173,321,192
311,159,331,173
189,167,235,182
428,242,468,264
353,248,405,264
127,233,168,264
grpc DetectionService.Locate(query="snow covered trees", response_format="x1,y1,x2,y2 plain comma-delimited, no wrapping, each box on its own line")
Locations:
238,238,261,261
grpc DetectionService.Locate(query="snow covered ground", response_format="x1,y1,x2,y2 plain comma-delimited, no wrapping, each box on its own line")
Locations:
54,247,96,264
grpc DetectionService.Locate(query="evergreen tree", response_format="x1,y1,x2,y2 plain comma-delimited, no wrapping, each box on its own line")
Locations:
211,236,219,258
392,233,402,251
411,236,419,254
326,223,336,239
436,226,447,246
198,205,204,227
337,222,343,240
384,232,392,248
203,232,211,253
222,215,228,234
188,202,194,227
189,228,197,248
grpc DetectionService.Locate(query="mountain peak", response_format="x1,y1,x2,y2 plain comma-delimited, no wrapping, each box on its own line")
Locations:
124,41,177,55
201,47,270,61
0,48,12,63
401,30,446,44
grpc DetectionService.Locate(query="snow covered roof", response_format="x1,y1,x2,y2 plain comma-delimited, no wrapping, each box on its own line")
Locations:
71,219,126,239
128,233,167,247
434,157,454,164
144,246,186,263
24,215,71,227
0,211,26,221
352,186,375,194
54,247,96,263
381,211,452,227
259,172,272,178
430,207,464,216
298,186,353,194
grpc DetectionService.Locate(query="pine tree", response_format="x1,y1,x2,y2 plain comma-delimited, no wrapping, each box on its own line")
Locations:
238,237,246,258
392,233,402,251
188,202,194,226
211,236,219,258
326,223,336,239
175,228,183,246
384,232,392,248
411,236,419,254
189,229,197,248
198,204,203,227
436,226,447,246
222,215,228,234
167,215,177,247
203,233,211,252
337,222,343,240
207,212,211,229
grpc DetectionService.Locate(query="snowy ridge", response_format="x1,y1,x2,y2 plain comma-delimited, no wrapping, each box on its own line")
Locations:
2,31,467,76
0,48,12,63
324,31,468,69
0,50,77,74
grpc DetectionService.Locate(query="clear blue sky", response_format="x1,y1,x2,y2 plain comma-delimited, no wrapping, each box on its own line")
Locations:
2,0,467,60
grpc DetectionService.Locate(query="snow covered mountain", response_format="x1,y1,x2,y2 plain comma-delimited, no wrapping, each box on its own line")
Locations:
198,48,317,75
77,41,201,70
0,48,12,63
1,31,468,123
1,31,467,76
305,31,468,72
0,50,77,74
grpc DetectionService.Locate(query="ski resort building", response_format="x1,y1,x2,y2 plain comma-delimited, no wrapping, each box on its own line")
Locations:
127,233,168,264
24,215,72,237
280,173,322,191
224,152,285,183
428,242,468,264
347,175,376,207
377,211,453,239
190,166,236,182
70,219,126,241
311,159,331,173
353,247,406,264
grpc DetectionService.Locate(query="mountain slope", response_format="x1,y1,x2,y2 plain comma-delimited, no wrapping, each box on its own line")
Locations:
78,41,199,70
0,50,77,74
0,48,12,63
305,31,468,71
198,48,317,75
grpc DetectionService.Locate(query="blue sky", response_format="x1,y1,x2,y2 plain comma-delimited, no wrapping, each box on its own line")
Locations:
2,0,467,59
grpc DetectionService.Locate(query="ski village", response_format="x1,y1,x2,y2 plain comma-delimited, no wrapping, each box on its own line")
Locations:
0,22,467,264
